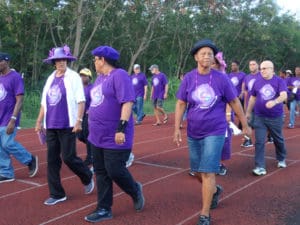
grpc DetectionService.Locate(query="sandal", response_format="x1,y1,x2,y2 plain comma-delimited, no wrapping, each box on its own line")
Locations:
163,115,168,124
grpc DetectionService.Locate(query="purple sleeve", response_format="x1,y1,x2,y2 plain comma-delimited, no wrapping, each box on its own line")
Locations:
14,73,25,96
143,74,148,86
222,74,237,102
176,76,188,102
278,77,288,92
114,70,135,103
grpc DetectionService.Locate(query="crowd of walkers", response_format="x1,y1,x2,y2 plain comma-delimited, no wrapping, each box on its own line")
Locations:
0,38,298,225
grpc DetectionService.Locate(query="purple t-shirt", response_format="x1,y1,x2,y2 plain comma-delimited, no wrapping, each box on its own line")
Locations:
251,75,287,117
176,68,237,139
0,70,24,127
286,76,300,100
228,71,246,96
88,68,135,149
151,73,168,100
46,76,69,128
131,73,148,98
244,72,261,104
84,83,93,112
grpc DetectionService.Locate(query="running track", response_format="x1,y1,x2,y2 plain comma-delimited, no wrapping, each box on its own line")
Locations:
0,114,299,225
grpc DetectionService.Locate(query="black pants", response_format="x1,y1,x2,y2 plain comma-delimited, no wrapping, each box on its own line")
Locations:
77,113,92,160
46,128,93,198
91,144,138,210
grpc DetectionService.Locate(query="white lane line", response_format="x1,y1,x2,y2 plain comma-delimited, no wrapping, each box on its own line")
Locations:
17,179,43,187
134,161,183,170
175,160,299,225
39,169,187,225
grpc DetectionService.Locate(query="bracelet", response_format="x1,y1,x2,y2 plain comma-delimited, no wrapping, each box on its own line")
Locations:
77,118,83,122
274,99,280,104
116,120,128,133
226,113,231,116
11,116,17,120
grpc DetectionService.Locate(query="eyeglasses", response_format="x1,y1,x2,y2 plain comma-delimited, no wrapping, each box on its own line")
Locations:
93,58,101,62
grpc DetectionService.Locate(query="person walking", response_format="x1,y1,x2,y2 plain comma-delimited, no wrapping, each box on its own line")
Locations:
84,45,144,223
131,64,148,125
0,52,38,183
246,60,287,176
149,64,169,126
35,45,94,205
287,66,300,128
173,39,251,225
78,68,93,166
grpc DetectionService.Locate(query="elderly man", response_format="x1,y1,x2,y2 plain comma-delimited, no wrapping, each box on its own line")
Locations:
246,60,287,176
0,52,38,183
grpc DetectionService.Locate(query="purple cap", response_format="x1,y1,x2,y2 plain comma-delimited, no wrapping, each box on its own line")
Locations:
91,46,120,61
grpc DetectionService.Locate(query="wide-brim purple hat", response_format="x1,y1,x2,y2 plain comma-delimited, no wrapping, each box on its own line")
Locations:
43,45,76,64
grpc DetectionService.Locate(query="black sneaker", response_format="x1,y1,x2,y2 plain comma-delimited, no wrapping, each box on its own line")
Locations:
133,182,145,212
85,208,113,223
210,185,223,209
197,215,211,225
0,175,15,183
217,164,227,176
241,139,253,147
83,157,92,166
28,155,38,177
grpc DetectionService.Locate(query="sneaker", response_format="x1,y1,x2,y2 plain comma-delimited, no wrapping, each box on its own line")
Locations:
197,215,211,225
189,171,196,176
210,185,223,209
85,208,113,223
133,182,145,212
44,196,67,205
288,124,294,129
135,121,142,125
84,178,94,194
0,175,15,183
277,160,287,168
28,155,38,177
126,152,135,168
252,167,267,176
241,138,253,147
267,136,274,144
217,164,227,176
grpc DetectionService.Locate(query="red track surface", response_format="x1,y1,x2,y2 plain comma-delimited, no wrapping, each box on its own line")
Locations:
0,114,299,225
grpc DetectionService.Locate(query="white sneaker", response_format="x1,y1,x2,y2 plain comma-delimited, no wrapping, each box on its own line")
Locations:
252,167,267,176
126,153,135,168
277,160,287,168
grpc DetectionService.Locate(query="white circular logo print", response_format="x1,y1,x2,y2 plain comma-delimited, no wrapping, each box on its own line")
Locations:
132,77,138,85
90,84,104,107
153,77,159,86
260,84,275,100
0,83,7,101
248,78,256,91
292,80,300,86
47,85,62,106
231,77,239,86
192,84,217,109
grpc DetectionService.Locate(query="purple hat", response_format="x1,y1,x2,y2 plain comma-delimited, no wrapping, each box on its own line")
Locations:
43,45,76,64
190,39,218,56
91,46,120,61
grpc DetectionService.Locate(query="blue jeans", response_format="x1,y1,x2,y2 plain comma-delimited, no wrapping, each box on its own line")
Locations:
0,127,32,178
132,96,145,122
289,100,300,126
253,115,286,168
187,135,225,173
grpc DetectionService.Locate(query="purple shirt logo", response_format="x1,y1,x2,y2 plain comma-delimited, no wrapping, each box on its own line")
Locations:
248,78,256,91
90,84,104,107
292,80,300,86
132,77,138,86
192,84,217,109
0,84,7,101
47,85,62,106
153,77,159,86
231,77,239,86
259,84,275,100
